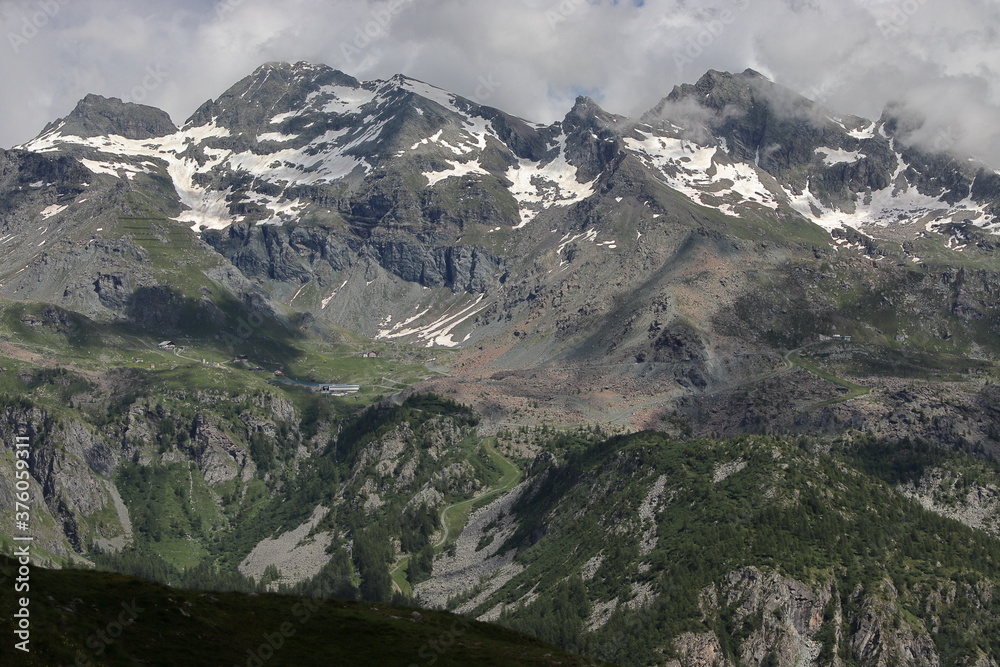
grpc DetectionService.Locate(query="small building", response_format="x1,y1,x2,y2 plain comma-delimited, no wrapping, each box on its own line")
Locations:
236,354,249,361
320,384,361,396
157,340,174,350
273,370,285,377
362,352,378,358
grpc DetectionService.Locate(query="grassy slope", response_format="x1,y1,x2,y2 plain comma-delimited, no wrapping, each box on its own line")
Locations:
0,558,606,667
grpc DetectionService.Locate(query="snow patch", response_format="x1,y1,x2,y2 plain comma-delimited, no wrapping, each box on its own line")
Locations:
624,130,779,216
39,204,67,219
78,159,152,178
816,147,864,165
423,159,489,186
397,77,458,111
784,172,987,234
505,134,597,228
313,85,377,115
257,132,298,142
377,295,487,347
322,280,348,309
849,123,877,139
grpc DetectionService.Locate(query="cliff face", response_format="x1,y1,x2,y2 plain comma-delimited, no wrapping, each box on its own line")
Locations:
202,222,507,294
663,570,948,667
0,402,121,561
900,466,1000,537
0,387,296,561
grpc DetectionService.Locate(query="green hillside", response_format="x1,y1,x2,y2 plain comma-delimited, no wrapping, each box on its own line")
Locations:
0,557,605,666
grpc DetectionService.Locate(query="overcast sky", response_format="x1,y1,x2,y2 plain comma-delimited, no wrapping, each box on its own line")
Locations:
2,0,999,163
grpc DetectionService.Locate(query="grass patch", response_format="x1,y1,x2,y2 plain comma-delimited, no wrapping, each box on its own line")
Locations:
787,349,872,409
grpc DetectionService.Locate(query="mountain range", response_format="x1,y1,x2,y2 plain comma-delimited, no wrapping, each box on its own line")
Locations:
1,62,999,666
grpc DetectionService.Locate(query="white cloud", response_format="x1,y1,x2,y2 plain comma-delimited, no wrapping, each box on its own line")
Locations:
0,0,998,164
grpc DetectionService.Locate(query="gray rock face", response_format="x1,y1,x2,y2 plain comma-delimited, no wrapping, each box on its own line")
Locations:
669,633,734,667
658,70,849,172
203,222,354,282
93,272,133,310
562,96,626,182
40,93,178,140
718,568,829,666
0,147,91,214
204,222,506,294
849,581,940,667
672,569,947,667
476,107,557,162
124,286,227,334
0,402,124,558
367,239,506,293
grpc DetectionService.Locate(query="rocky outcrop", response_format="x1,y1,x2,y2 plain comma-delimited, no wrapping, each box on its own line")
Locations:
188,413,256,485
669,633,734,667
901,467,1000,537
678,570,948,667
719,568,829,666
562,96,626,182
125,286,228,335
366,239,506,294
0,402,126,558
40,93,178,140
849,581,940,666
204,222,506,294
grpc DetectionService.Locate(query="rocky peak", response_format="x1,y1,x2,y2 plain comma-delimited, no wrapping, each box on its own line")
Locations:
475,107,555,161
562,96,625,181
184,61,364,134
562,96,625,133
38,93,177,141
662,68,771,113
657,69,849,173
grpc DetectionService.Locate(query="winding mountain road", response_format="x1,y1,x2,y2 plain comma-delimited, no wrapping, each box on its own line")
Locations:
390,438,521,596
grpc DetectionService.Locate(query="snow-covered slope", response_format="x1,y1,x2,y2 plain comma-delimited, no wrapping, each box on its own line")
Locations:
20,63,1000,245
20,63,598,234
